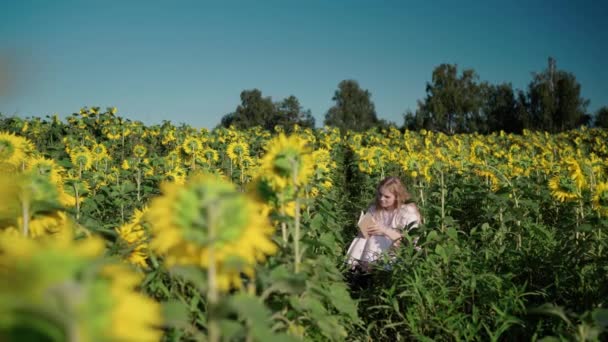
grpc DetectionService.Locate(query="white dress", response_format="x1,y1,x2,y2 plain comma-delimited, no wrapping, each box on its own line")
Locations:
345,203,420,268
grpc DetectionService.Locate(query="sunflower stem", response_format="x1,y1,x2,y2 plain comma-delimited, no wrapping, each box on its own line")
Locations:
21,196,29,237
280,204,287,244
136,167,141,202
440,169,446,233
74,182,80,222
292,158,301,274
207,202,220,342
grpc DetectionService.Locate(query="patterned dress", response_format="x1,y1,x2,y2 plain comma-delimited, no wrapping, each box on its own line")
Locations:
345,203,420,268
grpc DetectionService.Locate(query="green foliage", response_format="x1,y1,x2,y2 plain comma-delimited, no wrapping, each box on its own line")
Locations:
219,90,314,131
527,57,590,132
324,80,379,132
594,106,608,128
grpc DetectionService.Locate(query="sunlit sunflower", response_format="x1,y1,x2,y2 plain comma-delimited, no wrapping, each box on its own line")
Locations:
259,133,314,192
91,143,109,162
475,169,501,192
70,149,93,173
226,141,249,165
592,182,608,217
548,175,580,202
147,172,277,291
564,158,587,191
0,232,162,342
23,211,69,238
0,132,27,166
201,147,219,164
133,144,147,158
116,207,149,268
26,156,64,186
165,167,187,185
182,136,201,155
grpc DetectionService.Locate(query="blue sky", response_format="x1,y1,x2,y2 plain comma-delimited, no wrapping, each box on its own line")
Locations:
1,0,607,129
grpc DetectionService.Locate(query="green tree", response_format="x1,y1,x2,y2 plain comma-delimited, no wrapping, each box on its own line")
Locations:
483,83,523,133
275,95,315,131
323,80,378,132
414,64,483,134
220,89,277,130
219,91,315,131
527,57,589,132
594,106,608,128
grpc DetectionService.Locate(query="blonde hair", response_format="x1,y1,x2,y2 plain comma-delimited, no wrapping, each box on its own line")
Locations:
374,176,411,211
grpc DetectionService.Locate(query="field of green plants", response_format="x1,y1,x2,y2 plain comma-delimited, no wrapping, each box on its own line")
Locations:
0,107,607,341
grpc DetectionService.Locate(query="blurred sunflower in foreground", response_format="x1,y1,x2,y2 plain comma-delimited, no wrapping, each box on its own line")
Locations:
147,172,277,291
0,231,162,341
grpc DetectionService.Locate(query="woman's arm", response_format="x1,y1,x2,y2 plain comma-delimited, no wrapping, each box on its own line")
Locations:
366,224,402,242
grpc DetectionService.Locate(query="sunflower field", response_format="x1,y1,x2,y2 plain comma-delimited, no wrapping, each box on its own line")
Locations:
1,107,607,341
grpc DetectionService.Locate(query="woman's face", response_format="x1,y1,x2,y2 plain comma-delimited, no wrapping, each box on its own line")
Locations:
378,187,396,209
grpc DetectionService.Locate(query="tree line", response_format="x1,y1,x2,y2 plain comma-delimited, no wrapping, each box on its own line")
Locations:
218,57,608,134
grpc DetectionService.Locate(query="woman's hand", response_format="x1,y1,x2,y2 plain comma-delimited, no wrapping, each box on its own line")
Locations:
367,224,387,237
368,224,403,244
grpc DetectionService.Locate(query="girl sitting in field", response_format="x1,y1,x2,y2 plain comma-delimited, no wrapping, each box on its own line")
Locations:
345,176,421,271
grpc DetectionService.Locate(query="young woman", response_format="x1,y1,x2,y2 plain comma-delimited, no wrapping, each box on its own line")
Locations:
345,176,421,271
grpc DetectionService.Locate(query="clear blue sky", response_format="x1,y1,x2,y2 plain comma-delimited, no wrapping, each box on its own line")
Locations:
1,0,607,129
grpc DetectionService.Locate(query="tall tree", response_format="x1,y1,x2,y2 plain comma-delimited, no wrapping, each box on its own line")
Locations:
594,106,608,128
527,57,589,132
324,80,378,132
219,91,316,131
483,83,523,133
414,64,483,134
219,89,276,130
275,95,315,131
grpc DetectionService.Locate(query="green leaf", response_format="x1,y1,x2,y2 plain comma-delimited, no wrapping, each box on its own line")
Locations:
169,265,207,292
310,213,324,231
162,300,190,326
592,308,608,329
328,283,359,321
446,227,458,240
218,319,243,340
229,293,272,325
528,304,572,327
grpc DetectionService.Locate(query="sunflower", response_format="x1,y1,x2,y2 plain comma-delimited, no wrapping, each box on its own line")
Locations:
116,207,150,268
162,129,176,145
70,149,93,172
165,167,187,185
475,169,501,192
0,232,162,342
312,148,331,173
226,141,249,165
26,156,64,186
105,125,122,140
147,173,277,291
0,170,64,234
201,147,219,164
592,182,608,217
91,143,109,161
565,158,587,191
133,144,147,158
22,211,69,238
0,132,27,166
182,136,201,155
548,175,580,202
259,134,313,192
